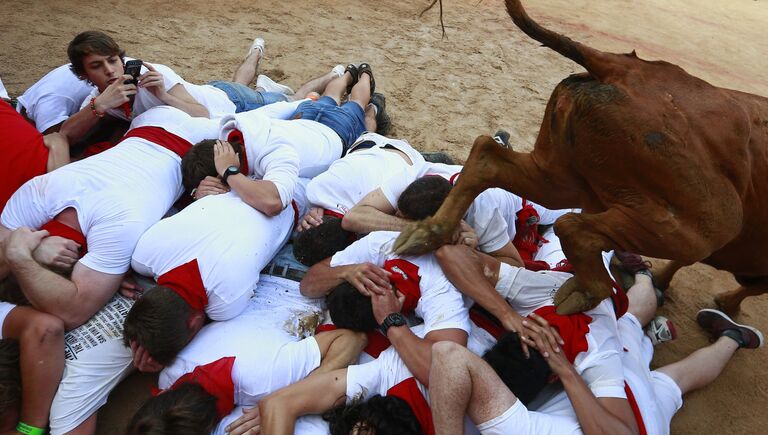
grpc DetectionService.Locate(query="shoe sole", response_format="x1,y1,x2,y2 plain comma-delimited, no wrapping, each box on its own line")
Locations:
697,308,764,348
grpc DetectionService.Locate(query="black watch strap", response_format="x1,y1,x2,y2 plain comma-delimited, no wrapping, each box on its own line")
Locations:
380,312,407,336
221,165,240,186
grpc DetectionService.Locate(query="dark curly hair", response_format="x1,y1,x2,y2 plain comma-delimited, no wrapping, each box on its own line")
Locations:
126,382,218,435
483,332,551,405
397,176,452,220
324,394,421,435
326,282,377,332
293,216,355,267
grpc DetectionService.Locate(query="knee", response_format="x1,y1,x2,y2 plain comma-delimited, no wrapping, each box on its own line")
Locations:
23,313,65,345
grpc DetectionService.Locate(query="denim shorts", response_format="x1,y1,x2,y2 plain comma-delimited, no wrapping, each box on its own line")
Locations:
208,80,289,112
292,96,366,150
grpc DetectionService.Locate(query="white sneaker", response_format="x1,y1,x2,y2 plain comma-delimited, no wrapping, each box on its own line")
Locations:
645,316,677,346
0,76,9,100
247,37,265,58
331,64,345,78
256,74,295,96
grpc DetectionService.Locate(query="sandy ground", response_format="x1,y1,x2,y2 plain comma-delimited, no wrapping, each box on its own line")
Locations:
2,0,767,433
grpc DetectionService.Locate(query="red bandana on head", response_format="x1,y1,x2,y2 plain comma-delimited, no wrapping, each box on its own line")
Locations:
157,259,208,311
168,356,236,419
513,199,549,262
531,306,592,364
40,220,88,256
386,377,434,435
383,259,421,313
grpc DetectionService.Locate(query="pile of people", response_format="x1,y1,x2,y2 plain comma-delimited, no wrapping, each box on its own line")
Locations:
0,30,762,435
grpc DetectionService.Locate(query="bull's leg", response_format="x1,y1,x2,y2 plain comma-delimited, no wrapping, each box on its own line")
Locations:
654,260,689,290
553,210,627,314
714,276,768,315
395,135,578,255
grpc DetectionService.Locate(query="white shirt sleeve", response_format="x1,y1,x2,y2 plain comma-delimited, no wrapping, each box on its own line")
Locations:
415,260,471,335
345,358,384,402
379,165,418,209
257,142,300,209
467,206,511,253
33,94,79,133
329,232,392,267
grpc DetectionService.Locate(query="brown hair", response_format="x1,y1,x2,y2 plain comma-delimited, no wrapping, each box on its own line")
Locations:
122,286,194,365
67,30,125,78
126,383,218,435
181,139,244,193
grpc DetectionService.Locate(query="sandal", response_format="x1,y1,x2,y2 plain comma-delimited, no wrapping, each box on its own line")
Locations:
344,64,359,94
357,63,375,95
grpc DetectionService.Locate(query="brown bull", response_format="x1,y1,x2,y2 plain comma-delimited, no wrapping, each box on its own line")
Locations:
394,0,768,314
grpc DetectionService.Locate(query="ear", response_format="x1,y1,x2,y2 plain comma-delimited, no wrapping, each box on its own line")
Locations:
186,309,206,334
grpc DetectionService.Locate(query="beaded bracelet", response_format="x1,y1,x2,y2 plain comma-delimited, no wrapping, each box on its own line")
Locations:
90,97,104,118
16,422,45,435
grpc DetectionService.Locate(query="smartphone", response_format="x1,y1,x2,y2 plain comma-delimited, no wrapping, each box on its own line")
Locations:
123,59,143,86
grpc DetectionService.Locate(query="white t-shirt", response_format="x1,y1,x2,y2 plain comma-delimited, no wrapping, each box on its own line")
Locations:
80,61,235,120
307,132,426,215
0,301,16,339
330,231,471,335
218,105,343,209
50,294,136,434
159,274,325,406
1,106,216,274
17,63,96,132
131,182,303,320
380,162,463,209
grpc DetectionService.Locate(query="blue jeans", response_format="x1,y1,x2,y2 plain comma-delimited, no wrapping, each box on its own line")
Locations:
292,96,366,150
208,81,289,112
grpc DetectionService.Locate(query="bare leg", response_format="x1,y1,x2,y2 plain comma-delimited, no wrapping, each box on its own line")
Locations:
626,273,657,327
312,329,366,375
292,71,338,101
322,73,354,105
349,71,372,111
430,342,518,434
657,337,738,394
2,307,65,430
232,48,263,86
363,103,377,132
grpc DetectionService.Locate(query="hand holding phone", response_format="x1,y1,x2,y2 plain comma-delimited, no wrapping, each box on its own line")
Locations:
123,59,143,86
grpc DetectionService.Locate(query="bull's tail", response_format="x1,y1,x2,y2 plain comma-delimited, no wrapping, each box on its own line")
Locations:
506,0,620,82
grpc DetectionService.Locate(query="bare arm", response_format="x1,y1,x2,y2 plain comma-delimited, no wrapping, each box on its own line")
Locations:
59,74,136,143
259,368,348,435
140,63,209,118
487,241,525,267
300,258,391,298
225,173,283,216
313,329,367,375
43,132,70,172
342,188,410,233
371,287,468,386
5,228,122,329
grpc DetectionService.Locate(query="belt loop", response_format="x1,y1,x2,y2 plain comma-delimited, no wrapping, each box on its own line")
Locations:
280,264,288,277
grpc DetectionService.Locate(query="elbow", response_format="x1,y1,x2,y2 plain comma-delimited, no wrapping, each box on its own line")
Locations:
262,200,284,217
61,311,92,331
340,211,359,231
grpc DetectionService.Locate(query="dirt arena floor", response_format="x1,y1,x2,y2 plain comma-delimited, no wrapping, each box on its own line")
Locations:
2,0,767,433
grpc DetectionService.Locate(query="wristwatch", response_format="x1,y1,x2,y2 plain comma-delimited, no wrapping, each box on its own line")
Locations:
221,165,240,186
380,312,407,336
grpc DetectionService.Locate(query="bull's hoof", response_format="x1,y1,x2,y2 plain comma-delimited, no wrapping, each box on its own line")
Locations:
714,293,742,316
554,276,599,314
393,219,454,255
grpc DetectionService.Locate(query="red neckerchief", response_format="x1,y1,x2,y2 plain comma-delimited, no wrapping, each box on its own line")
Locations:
81,141,117,158
121,101,132,119
157,259,208,311
314,323,393,358
624,381,648,435
168,356,236,419
383,259,421,312
610,279,629,319
322,209,345,219
513,199,549,262
386,377,434,435
122,126,193,158
449,172,461,185
531,306,592,364
227,130,249,175
469,306,505,340
40,220,88,256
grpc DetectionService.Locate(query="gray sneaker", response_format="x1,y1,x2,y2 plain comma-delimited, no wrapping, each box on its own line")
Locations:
369,92,391,136
697,309,764,349
493,129,511,148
